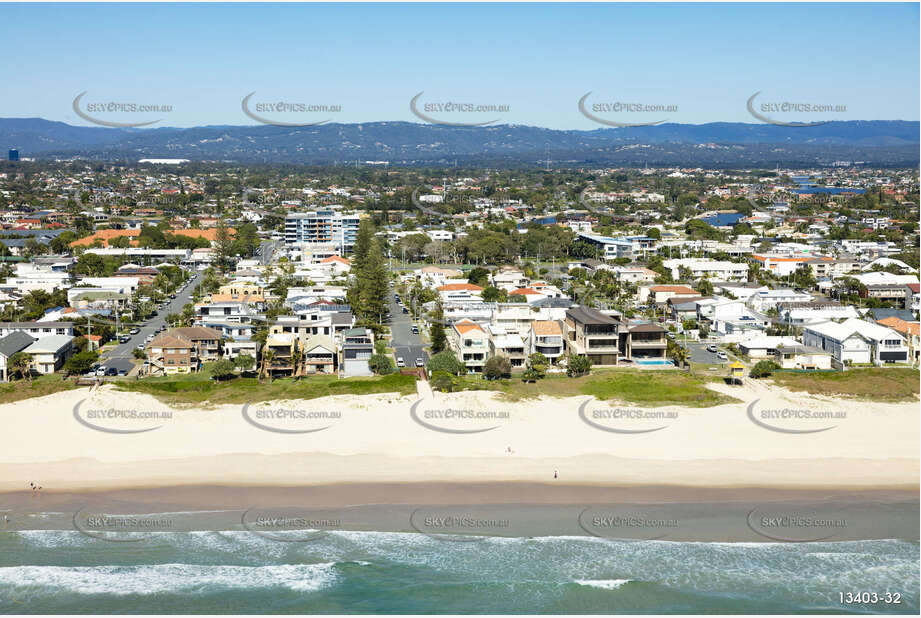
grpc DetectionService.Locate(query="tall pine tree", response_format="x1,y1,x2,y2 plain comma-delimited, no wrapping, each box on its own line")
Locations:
429,300,447,353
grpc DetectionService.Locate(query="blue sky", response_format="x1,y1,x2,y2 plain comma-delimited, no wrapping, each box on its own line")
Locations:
1,2,918,129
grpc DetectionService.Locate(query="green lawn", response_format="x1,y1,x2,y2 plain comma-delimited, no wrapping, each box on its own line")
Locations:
116,372,418,406
0,374,80,405
446,369,737,408
770,368,919,402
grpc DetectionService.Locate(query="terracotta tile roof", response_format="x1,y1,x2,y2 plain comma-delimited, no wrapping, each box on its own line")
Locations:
532,320,562,336
437,283,484,292
70,229,140,247
877,317,921,337
168,228,235,241
321,256,351,265
454,320,485,334
649,285,698,294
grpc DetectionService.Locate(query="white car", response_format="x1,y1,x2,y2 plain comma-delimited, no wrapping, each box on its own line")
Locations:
716,352,728,361
396,357,405,367
415,358,424,367
706,344,718,353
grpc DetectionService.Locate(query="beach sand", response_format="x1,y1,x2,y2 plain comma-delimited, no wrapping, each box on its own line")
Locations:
0,379,915,494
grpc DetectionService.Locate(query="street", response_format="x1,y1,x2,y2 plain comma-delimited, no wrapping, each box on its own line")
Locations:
100,270,204,374
388,291,428,368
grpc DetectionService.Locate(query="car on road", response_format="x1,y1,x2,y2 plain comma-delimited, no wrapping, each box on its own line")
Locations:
411,326,419,334
136,344,145,350
119,335,130,344
415,358,424,367
96,367,107,377
129,328,140,335
396,357,405,367
402,307,409,314
105,367,118,376
706,344,718,353
716,352,728,361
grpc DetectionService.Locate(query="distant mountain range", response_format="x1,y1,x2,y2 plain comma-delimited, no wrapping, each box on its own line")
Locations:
1,118,917,167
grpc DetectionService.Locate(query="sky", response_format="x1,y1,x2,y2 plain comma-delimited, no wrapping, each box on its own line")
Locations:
1,2,918,129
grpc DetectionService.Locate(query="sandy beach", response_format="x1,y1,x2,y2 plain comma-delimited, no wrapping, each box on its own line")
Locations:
0,378,916,497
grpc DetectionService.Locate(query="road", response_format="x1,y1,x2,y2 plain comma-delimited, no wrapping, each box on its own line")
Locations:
257,240,278,266
388,291,428,369
100,270,204,374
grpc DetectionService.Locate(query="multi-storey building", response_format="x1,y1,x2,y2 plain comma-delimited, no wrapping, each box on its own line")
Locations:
564,306,624,366
285,210,361,254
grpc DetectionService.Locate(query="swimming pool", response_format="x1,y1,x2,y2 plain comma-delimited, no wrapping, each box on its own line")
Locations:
635,359,675,366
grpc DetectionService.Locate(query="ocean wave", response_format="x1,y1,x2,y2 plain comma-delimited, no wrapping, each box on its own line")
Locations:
573,578,634,590
0,563,338,596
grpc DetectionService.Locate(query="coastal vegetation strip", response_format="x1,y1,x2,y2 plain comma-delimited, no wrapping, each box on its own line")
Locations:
769,367,919,402
116,372,417,406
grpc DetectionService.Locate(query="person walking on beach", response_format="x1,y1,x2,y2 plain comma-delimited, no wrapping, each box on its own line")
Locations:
554,470,558,479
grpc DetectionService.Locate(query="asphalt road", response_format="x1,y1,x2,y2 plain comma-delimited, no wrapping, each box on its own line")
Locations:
388,291,428,369
257,240,277,266
100,270,204,374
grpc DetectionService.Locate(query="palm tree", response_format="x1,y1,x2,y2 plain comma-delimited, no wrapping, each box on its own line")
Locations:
8,352,33,383
259,349,275,382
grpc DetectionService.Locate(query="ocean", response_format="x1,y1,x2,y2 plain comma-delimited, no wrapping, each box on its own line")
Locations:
0,521,917,614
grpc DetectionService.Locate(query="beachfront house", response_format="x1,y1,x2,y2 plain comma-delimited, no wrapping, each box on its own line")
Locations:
0,331,36,381
564,306,624,367
22,335,74,375
450,319,490,373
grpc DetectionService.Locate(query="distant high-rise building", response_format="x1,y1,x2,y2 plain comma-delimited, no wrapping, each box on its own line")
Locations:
8,149,19,162
285,210,361,254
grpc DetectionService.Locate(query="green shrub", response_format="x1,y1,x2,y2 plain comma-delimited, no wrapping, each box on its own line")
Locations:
750,360,780,378
427,350,465,375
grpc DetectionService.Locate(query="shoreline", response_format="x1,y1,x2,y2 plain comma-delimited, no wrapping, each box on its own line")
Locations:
3,483,917,543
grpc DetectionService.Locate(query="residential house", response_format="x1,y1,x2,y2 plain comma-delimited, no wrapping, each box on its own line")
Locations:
529,320,565,364
564,306,624,366
340,328,374,377
625,323,668,360
146,332,196,374
907,283,920,318
302,334,338,375
263,332,299,377
450,319,490,373
0,331,35,381
0,321,75,340
437,283,484,303
22,335,74,374
803,318,909,366
876,317,920,365
169,326,223,362
640,285,700,306
487,325,528,369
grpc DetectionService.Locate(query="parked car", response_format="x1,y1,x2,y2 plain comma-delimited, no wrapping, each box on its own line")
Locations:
415,358,424,367
402,307,409,314
396,357,405,367
129,328,140,335
96,367,107,376
716,352,728,361
706,344,718,353
105,367,118,376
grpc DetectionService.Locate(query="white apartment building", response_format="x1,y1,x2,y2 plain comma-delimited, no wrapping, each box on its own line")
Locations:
662,258,750,282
